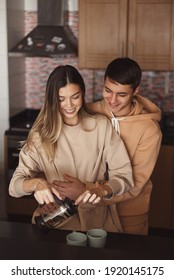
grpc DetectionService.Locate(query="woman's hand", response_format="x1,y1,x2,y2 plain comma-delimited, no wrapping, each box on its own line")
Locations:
75,182,112,205
23,178,57,205
34,181,54,205
75,190,101,205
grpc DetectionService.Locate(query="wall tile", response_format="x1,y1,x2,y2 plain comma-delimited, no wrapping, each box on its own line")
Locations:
0,11,6,32
0,55,8,78
0,99,9,122
0,0,5,10
0,32,8,55
0,77,9,99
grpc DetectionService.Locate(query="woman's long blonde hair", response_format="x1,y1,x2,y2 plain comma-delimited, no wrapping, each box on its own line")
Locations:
25,65,93,159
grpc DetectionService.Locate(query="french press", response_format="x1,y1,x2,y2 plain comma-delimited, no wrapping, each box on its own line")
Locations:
34,196,77,230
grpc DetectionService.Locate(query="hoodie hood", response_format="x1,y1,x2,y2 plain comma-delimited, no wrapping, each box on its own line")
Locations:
101,94,161,123
88,95,161,135
128,94,161,121
107,94,161,134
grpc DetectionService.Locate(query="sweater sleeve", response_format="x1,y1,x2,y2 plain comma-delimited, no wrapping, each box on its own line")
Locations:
103,119,134,192
9,143,42,197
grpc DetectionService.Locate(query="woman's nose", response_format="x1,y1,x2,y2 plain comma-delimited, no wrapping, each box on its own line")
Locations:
66,98,72,107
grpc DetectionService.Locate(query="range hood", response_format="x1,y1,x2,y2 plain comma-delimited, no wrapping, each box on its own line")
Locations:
8,0,77,58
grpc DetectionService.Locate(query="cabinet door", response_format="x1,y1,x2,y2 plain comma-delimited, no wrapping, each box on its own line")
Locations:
128,0,174,70
149,145,174,229
78,0,128,69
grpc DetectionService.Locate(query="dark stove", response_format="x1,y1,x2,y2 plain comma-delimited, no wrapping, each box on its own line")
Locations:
5,109,40,183
6,108,40,135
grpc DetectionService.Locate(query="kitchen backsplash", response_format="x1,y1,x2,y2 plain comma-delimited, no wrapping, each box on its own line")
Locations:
25,11,174,112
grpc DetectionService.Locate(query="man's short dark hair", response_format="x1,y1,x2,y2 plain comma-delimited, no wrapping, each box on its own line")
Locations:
104,57,142,91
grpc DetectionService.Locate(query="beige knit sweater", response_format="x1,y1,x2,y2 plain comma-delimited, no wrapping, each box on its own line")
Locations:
9,114,133,232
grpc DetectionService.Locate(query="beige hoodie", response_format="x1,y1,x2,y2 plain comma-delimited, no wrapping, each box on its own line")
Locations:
88,95,162,233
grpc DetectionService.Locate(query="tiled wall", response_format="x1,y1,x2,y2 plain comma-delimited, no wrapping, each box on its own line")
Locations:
23,11,174,112
141,72,174,111
25,57,95,108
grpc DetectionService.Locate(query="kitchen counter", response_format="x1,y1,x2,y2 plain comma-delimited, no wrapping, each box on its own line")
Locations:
0,221,174,260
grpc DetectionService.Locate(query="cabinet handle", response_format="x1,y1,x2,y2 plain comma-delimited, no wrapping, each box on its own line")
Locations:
12,153,19,157
130,43,134,59
121,42,125,57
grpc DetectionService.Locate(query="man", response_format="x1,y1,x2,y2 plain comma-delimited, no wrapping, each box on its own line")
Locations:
84,57,162,235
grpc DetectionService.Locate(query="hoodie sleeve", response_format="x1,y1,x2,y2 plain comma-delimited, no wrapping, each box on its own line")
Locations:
131,121,162,194
113,120,162,203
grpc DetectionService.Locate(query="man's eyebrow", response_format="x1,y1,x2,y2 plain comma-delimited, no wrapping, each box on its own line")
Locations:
105,86,128,94
105,85,112,91
117,91,129,94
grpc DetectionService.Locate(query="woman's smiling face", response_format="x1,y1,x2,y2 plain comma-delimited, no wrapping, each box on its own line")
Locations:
58,83,83,125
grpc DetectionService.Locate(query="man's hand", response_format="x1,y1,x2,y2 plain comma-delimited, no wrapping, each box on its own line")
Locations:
52,174,86,201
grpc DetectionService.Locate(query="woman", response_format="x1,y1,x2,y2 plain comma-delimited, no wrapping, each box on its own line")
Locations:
9,65,134,232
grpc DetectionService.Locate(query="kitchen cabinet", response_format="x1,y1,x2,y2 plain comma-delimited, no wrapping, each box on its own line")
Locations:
149,145,174,229
78,0,174,70
79,0,127,69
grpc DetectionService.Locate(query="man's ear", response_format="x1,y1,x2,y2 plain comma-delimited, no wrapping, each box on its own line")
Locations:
134,86,141,95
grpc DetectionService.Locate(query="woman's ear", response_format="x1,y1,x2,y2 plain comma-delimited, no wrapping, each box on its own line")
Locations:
134,86,141,96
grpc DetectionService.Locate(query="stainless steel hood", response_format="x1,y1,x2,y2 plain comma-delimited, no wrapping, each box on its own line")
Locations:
8,0,77,58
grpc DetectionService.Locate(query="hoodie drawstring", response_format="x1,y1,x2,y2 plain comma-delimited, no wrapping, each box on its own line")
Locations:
111,112,126,135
